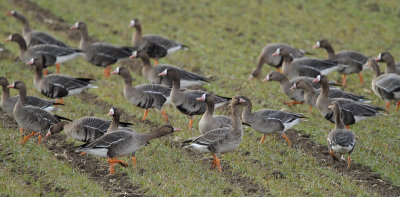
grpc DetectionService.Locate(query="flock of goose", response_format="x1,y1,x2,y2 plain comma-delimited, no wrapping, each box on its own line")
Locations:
1,10,399,175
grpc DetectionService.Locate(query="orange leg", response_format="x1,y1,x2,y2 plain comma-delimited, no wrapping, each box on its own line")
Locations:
142,109,149,121
346,155,351,169
189,118,194,132
103,65,111,77
211,156,217,168
212,153,222,172
18,131,37,145
43,69,48,76
57,98,64,104
329,149,339,160
309,105,312,113
396,101,400,111
281,133,292,146
56,63,60,74
358,73,364,85
258,134,266,147
386,102,390,113
107,158,129,174
276,68,281,73
154,59,159,66
161,110,168,123
342,74,347,87
37,134,42,145
19,127,23,134
132,156,137,167
345,125,350,129
79,153,87,156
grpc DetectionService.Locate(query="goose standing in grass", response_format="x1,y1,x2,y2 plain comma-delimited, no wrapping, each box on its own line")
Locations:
7,10,68,48
249,43,306,79
27,56,97,104
129,18,188,65
158,69,230,131
183,96,244,171
8,81,70,145
239,96,306,146
375,52,400,75
327,102,356,169
111,66,171,122
70,22,137,77
130,48,209,88
76,124,179,174
313,40,368,86
364,58,400,111
5,33,83,74
196,93,232,134
45,107,133,141
313,75,385,127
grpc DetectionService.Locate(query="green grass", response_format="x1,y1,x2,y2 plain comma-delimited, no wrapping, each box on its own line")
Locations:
0,0,399,196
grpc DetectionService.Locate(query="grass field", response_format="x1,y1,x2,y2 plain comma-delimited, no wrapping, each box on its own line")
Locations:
1,0,400,196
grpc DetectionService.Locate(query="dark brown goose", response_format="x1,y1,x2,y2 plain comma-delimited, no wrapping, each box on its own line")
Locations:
70,22,137,77
129,18,188,65
313,39,368,86
375,52,400,75
249,43,306,79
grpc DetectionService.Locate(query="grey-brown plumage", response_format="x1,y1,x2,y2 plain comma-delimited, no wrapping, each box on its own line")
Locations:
197,93,232,134
375,52,400,75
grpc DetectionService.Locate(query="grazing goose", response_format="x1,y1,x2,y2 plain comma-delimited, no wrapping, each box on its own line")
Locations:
158,69,230,131
45,107,133,141
5,33,83,74
313,75,385,127
76,124,179,174
240,96,306,146
272,48,341,79
111,66,171,122
313,40,368,86
183,96,244,171
364,58,400,111
130,49,209,88
129,18,188,65
7,10,68,48
70,22,137,77
8,81,70,145
27,56,97,104
196,93,233,134
290,79,369,113
327,102,356,169
0,76,62,118
375,52,400,75
249,43,305,79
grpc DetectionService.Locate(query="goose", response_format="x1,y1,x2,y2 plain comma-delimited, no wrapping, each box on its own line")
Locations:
5,33,83,74
313,39,368,86
70,22,137,77
327,102,356,169
76,124,180,174
364,58,400,111
158,69,230,131
0,76,62,118
290,79,369,113
27,56,97,104
111,66,171,122
313,75,385,127
45,107,133,141
8,81,70,145
240,96,306,146
183,96,244,171
7,10,68,48
129,18,188,65
375,52,400,75
249,43,306,79
272,48,342,79
196,93,233,134
130,48,209,88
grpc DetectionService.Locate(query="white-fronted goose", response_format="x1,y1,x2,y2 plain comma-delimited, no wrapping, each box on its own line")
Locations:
76,124,179,174
240,96,306,146
70,22,137,77
0,76,62,118
249,43,306,79
45,107,133,141
8,81,70,144
196,93,232,134
327,102,356,169
272,48,342,79
130,49,209,88
364,58,400,111
159,69,230,131
313,39,368,86
111,66,171,122
27,56,97,104
290,79,369,113
7,10,68,48
313,75,385,127
129,18,188,65
375,52,400,75
183,96,244,171
5,33,83,74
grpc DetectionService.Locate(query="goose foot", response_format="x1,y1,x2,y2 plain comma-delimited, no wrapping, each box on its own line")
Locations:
258,134,266,147
341,74,347,87
107,158,129,174
329,149,339,160
43,69,48,76
103,66,111,77
281,133,292,146
345,125,350,129
154,59,159,66
37,134,42,145
132,156,136,167
358,73,364,85
18,131,37,145
79,152,87,156
346,155,351,169
188,118,194,132
161,110,168,123
19,127,23,134
56,63,60,74
141,109,149,121
212,154,222,172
